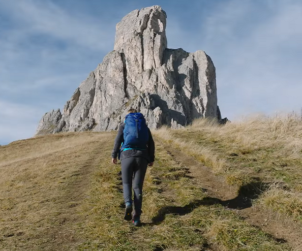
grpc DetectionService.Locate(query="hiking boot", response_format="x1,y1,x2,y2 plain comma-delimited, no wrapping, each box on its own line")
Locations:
132,216,141,227
124,202,132,221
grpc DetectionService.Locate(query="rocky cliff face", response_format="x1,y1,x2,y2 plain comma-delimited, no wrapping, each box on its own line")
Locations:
36,5,219,135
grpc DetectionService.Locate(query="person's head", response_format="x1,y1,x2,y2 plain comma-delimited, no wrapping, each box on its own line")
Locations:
128,108,138,113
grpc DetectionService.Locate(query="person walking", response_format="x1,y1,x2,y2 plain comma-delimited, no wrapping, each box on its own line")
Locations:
111,109,155,226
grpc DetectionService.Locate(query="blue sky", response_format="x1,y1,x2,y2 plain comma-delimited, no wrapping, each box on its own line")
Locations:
1,0,302,145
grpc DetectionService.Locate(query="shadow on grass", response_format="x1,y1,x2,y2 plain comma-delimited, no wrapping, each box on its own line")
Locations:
151,180,269,225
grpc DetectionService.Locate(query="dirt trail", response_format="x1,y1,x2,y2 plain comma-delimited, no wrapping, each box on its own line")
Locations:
42,138,108,251
157,138,302,251
165,148,237,201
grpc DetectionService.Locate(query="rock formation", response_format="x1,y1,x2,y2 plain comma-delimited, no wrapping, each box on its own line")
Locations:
36,5,219,135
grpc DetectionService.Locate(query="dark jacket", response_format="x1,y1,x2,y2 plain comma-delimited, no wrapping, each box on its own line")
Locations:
111,123,155,163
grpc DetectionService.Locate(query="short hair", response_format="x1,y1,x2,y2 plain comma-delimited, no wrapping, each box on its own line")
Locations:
128,108,138,113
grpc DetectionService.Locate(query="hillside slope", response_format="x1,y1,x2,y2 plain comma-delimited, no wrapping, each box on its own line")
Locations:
1,115,301,250
0,132,112,250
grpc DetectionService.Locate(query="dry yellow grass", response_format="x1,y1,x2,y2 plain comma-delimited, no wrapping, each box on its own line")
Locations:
1,114,300,250
154,113,302,227
153,126,226,173
0,132,114,250
261,186,302,220
190,113,302,158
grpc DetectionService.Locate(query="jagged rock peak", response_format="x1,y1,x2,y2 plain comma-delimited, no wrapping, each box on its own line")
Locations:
114,6,167,49
36,5,219,136
114,6,167,71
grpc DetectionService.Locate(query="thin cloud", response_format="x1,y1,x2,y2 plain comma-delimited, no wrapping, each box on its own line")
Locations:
0,74,85,92
0,101,44,144
0,101,42,120
0,0,115,51
199,0,302,118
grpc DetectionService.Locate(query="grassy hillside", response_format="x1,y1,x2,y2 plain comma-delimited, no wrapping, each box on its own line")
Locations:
0,114,301,250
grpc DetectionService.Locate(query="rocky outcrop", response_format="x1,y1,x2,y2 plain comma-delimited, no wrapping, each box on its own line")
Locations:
36,5,220,135
36,109,62,135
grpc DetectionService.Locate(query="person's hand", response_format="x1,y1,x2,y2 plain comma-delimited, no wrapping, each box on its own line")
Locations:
112,158,117,164
148,162,154,167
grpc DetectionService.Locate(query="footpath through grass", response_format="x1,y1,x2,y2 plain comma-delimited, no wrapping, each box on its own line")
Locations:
0,125,295,250
77,135,290,250
154,115,302,224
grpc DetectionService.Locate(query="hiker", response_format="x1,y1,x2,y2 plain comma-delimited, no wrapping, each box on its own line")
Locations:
111,109,155,226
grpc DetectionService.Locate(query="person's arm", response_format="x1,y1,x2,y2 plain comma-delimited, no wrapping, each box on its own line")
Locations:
147,128,155,166
111,123,124,164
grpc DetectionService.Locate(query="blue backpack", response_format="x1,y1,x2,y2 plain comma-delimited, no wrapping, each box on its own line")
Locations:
122,113,149,151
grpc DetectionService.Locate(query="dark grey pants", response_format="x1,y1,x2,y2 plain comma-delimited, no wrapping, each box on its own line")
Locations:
121,157,148,217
